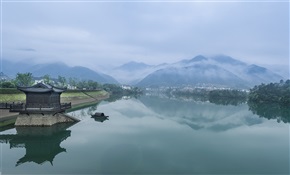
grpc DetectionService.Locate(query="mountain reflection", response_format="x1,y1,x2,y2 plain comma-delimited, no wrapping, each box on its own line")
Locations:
0,123,74,166
248,102,290,123
138,96,263,131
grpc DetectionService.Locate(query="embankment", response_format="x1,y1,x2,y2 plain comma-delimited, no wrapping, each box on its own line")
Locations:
0,89,109,124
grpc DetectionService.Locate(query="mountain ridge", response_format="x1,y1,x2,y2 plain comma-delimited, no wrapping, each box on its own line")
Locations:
1,60,119,84
2,55,285,88
137,55,283,88
133,55,283,88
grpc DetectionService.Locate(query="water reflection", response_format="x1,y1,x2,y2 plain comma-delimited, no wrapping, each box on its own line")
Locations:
69,103,111,124
248,101,290,123
0,96,288,174
0,123,74,166
69,103,100,120
92,97,289,174
138,96,263,131
208,96,246,106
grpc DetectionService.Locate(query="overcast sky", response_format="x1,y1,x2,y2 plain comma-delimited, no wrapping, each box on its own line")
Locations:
1,1,289,74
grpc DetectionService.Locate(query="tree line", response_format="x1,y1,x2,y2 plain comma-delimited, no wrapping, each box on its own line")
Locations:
170,79,290,106
0,72,100,89
171,88,248,106
247,80,290,123
248,79,290,105
0,72,143,97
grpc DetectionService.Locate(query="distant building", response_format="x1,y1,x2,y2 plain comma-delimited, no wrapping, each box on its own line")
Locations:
121,85,132,90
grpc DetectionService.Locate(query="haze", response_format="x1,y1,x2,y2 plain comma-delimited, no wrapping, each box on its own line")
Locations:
1,1,289,77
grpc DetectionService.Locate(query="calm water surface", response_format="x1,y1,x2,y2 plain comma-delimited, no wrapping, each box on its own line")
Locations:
0,96,289,174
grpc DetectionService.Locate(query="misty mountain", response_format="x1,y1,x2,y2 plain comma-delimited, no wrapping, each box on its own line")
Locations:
1,60,118,84
136,55,283,88
108,61,168,85
116,61,152,71
2,60,31,76
137,64,247,88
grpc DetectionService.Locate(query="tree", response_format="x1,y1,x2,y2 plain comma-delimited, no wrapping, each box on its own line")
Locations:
87,80,98,89
248,79,290,105
58,75,66,87
77,80,88,89
15,72,34,86
43,74,51,84
0,81,16,88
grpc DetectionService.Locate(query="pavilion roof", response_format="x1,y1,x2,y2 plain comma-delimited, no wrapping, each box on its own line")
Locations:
17,82,66,93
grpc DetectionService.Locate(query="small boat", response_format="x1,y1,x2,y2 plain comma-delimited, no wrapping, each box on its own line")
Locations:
91,112,109,123
92,112,106,117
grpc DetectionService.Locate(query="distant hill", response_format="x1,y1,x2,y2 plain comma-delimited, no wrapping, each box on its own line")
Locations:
1,60,118,84
136,55,283,88
108,61,168,85
116,61,152,71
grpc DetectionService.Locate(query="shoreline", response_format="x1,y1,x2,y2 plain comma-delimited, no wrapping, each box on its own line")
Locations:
0,90,109,125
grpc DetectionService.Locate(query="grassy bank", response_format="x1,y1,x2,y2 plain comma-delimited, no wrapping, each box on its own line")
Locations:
62,90,109,111
0,118,17,127
61,90,108,103
0,88,108,103
0,89,109,117
0,89,109,128
0,94,26,103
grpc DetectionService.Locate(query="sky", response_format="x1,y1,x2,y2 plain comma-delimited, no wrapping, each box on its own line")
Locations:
1,1,289,76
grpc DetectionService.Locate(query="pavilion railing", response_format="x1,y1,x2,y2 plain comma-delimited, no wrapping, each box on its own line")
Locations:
5,102,71,113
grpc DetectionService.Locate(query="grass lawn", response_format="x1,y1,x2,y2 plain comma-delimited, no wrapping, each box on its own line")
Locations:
61,90,108,101
0,94,26,103
0,89,108,103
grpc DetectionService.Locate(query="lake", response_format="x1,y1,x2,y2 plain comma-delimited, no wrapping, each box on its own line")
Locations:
0,96,289,174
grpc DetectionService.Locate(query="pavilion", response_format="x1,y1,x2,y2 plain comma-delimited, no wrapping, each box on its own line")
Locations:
10,82,71,115
10,82,79,126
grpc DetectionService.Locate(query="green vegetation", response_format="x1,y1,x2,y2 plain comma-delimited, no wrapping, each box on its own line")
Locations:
169,80,290,107
15,72,34,86
0,118,17,127
208,89,248,106
0,88,23,94
248,80,290,105
247,80,290,123
61,90,108,102
0,72,142,96
248,101,290,123
0,94,26,103
43,74,52,84
0,72,34,88
58,75,66,87
171,88,248,105
0,88,108,103
102,84,143,102
0,81,16,88
76,80,100,90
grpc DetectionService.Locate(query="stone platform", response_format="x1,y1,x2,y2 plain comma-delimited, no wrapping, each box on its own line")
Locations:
15,113,80,126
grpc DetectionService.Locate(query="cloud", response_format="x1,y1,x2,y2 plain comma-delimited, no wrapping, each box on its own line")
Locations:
16,48,36,52
2,2,289,70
